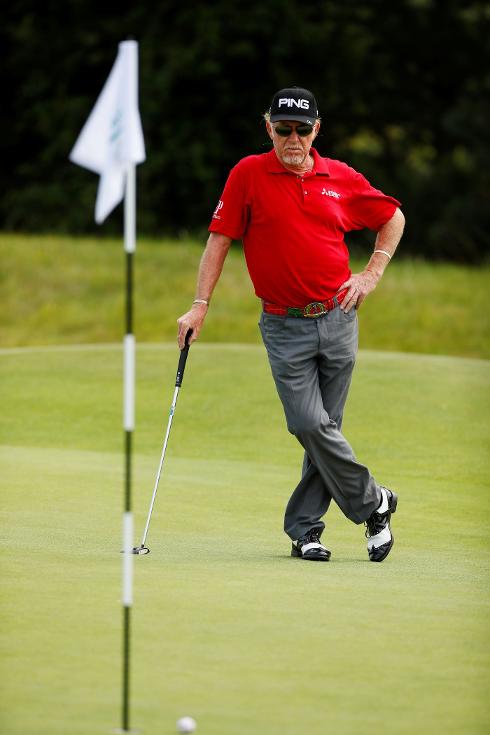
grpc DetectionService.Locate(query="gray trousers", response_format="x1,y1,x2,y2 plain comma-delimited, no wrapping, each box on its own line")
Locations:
259,307,381,541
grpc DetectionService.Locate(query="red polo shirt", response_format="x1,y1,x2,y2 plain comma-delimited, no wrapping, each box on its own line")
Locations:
209,148,401,306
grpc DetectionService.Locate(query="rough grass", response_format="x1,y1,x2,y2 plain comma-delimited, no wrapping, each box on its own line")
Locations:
1,343,489,735
1,233,489,358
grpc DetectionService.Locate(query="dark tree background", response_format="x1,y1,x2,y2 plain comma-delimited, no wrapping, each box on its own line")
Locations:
1,0,489,261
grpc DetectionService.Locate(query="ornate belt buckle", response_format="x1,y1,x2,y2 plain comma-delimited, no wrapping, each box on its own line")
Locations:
304,301,327,318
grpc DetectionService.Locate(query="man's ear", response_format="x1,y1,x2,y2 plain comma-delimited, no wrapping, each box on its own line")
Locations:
266,121,274,141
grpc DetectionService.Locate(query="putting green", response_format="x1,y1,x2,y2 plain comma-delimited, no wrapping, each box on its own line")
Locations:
0,344,489,735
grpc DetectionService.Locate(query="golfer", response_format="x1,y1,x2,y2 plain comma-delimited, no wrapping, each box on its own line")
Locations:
177,87,405,562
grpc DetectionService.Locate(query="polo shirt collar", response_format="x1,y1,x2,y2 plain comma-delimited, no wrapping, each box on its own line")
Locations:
266,147,330,176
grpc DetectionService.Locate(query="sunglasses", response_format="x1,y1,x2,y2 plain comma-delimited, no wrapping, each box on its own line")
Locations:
273,124,314,137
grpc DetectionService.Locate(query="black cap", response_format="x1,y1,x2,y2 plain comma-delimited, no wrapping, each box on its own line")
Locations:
269,87,319,125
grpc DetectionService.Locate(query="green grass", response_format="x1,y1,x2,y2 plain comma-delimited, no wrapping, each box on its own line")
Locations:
1,343,489,735
1,233,489,357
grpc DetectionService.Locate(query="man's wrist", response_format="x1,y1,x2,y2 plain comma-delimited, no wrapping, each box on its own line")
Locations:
364,266,383,283
192,298,209,307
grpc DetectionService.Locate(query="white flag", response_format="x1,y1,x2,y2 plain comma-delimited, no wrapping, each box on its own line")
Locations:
70,40,146,224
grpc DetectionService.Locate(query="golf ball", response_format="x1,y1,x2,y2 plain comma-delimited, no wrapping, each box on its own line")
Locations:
176,716,196,733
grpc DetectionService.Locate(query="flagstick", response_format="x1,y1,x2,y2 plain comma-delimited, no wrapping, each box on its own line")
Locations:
69,38,145,735
122,163,136,734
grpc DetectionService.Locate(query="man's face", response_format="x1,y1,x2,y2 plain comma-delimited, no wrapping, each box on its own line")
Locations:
267,119,320,167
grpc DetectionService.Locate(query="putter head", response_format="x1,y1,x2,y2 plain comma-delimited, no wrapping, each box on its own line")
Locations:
132,545,150,555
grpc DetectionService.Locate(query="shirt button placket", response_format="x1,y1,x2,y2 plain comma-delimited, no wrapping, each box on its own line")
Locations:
299,177,308,199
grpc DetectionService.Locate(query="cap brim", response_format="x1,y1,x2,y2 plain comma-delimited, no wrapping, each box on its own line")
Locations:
269,114,316,124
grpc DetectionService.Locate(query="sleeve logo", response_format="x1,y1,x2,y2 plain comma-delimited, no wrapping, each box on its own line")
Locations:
212,200,224,219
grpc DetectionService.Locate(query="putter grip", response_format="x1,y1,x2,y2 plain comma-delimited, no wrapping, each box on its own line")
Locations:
175,330,192,387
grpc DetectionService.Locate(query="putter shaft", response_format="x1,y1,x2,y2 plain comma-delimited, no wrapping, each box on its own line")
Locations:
136,330,192,554
139,385,180,548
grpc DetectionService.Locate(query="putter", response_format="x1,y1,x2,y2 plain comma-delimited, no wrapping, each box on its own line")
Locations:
132,329,193,555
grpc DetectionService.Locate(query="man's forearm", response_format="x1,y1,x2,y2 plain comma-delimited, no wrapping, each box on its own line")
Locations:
177,232,232,347
339,207,405,311
366,207,405,280
194,233,233,302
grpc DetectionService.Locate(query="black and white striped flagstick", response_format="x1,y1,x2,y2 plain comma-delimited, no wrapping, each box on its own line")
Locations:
121,162,136,734
69,39,145,735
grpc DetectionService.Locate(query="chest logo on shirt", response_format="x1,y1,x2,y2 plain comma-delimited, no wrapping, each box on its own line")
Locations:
321,188,341,199
212,200,224,219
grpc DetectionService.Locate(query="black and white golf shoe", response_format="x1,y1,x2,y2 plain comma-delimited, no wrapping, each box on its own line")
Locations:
291,528,331,561
365,486,398,562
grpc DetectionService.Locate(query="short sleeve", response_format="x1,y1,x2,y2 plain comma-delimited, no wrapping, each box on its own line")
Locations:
345,170,401,232
208,161,250,240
